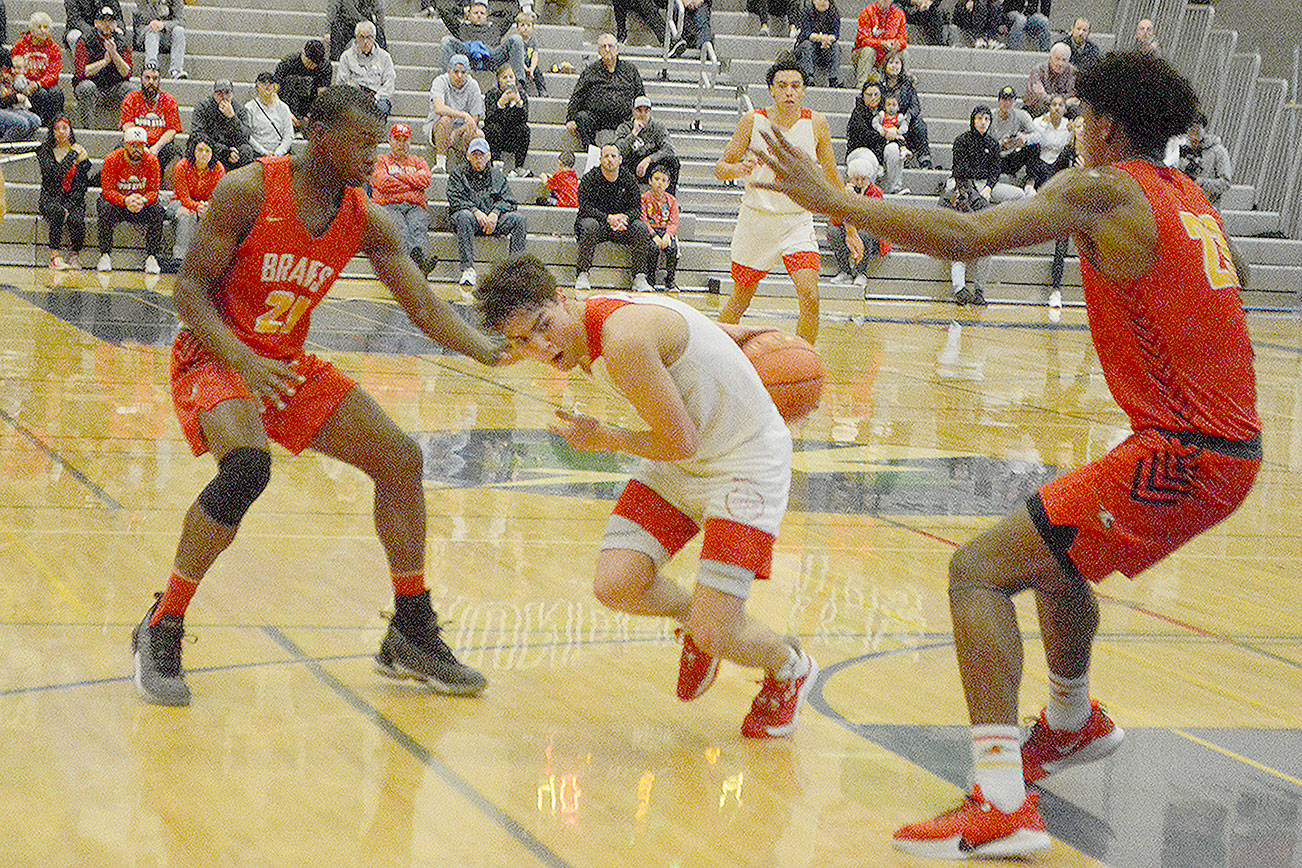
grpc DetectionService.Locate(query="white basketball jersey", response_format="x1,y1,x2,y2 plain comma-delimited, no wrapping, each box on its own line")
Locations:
742,108,818,216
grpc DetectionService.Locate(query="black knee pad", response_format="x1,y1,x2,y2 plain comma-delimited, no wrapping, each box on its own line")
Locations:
197,448,272,526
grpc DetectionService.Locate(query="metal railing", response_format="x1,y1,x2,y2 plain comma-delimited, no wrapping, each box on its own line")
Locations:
1168,2,1213,80
1215,52,1263,172
1237,78,1288,212
1194,29,1237,123
1251,101,1299,231
660,0,719,128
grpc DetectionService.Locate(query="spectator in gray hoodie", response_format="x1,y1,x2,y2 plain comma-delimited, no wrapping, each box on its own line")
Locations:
613,95,680,194
1170,114,1232,205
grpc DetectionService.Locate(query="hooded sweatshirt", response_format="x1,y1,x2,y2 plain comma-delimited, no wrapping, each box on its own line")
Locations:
951,105,1001,189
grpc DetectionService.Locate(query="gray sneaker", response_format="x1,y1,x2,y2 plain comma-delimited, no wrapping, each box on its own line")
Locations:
132,594,191,706
374,615,486,696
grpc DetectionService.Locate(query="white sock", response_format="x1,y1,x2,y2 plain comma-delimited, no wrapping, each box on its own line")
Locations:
775,645,804,681
1045,670,1091,731
950,261,966,292
970,725,1025,812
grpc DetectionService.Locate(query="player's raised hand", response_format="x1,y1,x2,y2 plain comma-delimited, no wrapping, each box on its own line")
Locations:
752,125,847,217
234,355,306,410
549,409,606,451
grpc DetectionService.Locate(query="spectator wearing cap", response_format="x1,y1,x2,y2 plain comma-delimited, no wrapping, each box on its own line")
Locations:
326,0,386,63
11,12,67,128
97,125,165,275
132,0,187,80
446,136,527,287
440,0,527,84
371,123,437,277
246,72,295,157
336,19,395,120
276,39,332,129
64,0,123,54
192,79,254,171
168,135,223,261
72,6,133,128
989,85,1037,196
425,55,483,172
483,64,530,176
120,62,182,178
574,142,652,293
613,95,680,194
566,34,644,150
1024,42,1077,118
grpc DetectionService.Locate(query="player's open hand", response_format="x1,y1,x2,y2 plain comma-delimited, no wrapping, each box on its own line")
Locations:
235,355,305,411
549,409,606,451
752,126,846,217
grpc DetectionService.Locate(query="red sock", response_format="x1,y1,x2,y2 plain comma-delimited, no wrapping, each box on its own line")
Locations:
392,570,427,597
152,570,199,625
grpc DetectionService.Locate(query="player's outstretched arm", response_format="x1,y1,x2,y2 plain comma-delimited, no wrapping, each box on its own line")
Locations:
362,202,506,366
715,111,757,181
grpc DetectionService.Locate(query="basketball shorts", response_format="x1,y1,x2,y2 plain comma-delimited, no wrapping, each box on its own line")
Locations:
730,204,820,282
171,331,355,457
602,453,791,600
1029,427,1260,584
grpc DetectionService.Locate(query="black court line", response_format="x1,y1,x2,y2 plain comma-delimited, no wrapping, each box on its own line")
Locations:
261,626,572,868
0,406,122,510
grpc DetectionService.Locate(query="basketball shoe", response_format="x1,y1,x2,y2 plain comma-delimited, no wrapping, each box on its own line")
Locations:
374,609,487,696
893,785,1051,860
675,628,718,701
1021,699,1123,782
132,593,192,706
741,641,818,738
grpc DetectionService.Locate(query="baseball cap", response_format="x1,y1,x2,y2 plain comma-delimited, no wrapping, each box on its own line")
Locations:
123,126,147,143
255,71,275,83
634,96,651,109
304,39,326,64
97,6,116,19
390,122,412,139
214,79,233,93
467,137,490,155
998,86,1017,100
450,54,470,70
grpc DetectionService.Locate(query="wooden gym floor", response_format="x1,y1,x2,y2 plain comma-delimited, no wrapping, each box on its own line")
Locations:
0,264,1299,867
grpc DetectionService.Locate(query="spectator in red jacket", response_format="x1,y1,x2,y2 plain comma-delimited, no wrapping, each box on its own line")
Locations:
120,62,183,178
10,12,66,127
370,122,436,276
168,136,224,262
853,0,906,87
96,125,164,274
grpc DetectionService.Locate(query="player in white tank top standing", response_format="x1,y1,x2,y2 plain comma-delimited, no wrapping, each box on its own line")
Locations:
715,57,841,345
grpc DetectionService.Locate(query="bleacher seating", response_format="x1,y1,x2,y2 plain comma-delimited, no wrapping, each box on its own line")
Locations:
2,0,1299,310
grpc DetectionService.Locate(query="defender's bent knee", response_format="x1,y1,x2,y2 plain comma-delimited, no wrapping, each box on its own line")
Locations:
198,447,271,525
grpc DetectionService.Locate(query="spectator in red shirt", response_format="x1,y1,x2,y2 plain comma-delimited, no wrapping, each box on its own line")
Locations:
168,136,224,262
10,12,66,127
853,0,906,87
73,7,133,128
370,122,436,277
541,151,578,208
120,62,183,178
96,125,165,274
640,166,679,292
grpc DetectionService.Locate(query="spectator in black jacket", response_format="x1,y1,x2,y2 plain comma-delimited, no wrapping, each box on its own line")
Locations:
792,0,842,88
941,105,998,305
275,40,332,129
845,80,888,182
447,137,527,287
326,0,385,62
439,0,526,82
483,65,530,175
574,143,652,292
613,95,679,194
875,53,932,168
37,115,94,271
1004,0,1050,52
566,34,644,149
192,79,253,170
72,7,133,128
1064,17,1100,72
64,0,122,53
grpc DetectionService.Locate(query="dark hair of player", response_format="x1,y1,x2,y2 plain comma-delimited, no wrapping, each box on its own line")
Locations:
1076,51,1198,160
765,54,806,88
306,85,381,130
475,253,559,331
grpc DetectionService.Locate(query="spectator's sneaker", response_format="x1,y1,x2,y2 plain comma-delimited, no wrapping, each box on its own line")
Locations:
1021,699,1123,782
893,786,1051,860
954,287,972,306
459,267,477,286
854,273,869,290
670,38,688,57
144,255,161,275
374,612,486,695
631,274,653,293
989,39,1006,49
132,593,191,706
435,154,447,171
971,288,987,306
97,253,112,272
663,280,677,293
50,254,69,270
760,23,770,35
67,253,83,270
919,154,934,169
1047,289,1062,310
675,628,718,700
574,272,591,292
741,641,818,738
830,272,853,285
170,69,187,79
974,37,988,48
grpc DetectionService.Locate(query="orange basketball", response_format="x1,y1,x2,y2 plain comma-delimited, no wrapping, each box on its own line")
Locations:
740,330,824,422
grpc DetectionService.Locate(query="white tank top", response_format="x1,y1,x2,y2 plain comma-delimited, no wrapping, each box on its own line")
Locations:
589,293,789,472
741,108,818,215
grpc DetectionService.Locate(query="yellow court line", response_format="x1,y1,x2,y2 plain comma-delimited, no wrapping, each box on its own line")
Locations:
1172,728,1302,788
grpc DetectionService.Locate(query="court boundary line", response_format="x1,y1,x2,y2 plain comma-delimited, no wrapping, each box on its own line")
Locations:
0,407,121,510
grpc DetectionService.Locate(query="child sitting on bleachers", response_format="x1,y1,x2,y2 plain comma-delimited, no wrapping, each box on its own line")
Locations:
873,94,912,192
517,11,548,98
828,156,888,288
641,167,679,292
539,151,578,206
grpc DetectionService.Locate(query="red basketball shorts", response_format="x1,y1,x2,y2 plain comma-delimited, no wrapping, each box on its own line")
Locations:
170,331,355,457
1029,427,1260,583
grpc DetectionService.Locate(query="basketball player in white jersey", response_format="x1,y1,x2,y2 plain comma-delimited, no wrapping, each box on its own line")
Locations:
716,56,841,345
475,253,819,739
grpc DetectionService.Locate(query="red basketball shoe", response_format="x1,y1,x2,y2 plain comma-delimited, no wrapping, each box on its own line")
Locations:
1021,699,1124,782
675,628,718,701
741,644,818,738
893,786,1052,860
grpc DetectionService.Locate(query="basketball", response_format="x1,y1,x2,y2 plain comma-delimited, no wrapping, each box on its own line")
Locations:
739,330,824,422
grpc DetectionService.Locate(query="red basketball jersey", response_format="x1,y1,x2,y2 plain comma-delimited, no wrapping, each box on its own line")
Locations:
1078,159,1259,441
215,156,369,360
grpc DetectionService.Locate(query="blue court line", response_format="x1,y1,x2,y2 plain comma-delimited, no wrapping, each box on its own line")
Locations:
0,407,122,510
261,626,572,868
